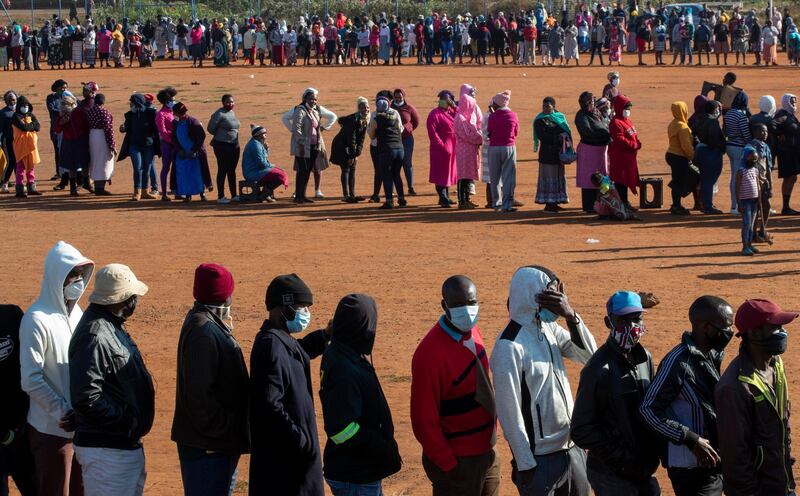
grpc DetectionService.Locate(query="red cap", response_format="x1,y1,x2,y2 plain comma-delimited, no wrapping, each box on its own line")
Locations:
144,93,155,103
734,298,798,335
193,263,235,303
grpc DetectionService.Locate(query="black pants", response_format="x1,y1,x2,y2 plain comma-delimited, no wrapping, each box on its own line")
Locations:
340,163,356,197
212,141,240,199
51,132,60,176
581,188,597,212
618,184,629,205
665,152,693,207
0,427,37,496
294,146,318,200
457,179,473,205
667,467,723,496
380,148,405,202
589,41,605,64
370,145,382,198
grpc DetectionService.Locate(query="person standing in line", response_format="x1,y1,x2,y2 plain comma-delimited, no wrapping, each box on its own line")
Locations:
486,90,519,212
639,295,733,496
10,95,42,198
575,91,611,213
608,94,642,212
248,274,329,496
85,94,115,196
391,88,419,195
68,264,152,496
716,298,797,496
120,94,160,201
454,86,483,209
533,96,572,213
367,96,406,210
411,275,500,496
171,102,212,202
20,241,94,496
692,99,726,214
427,89,458,207
287,88,336,203
155,87,178,201
665,101,697,215
207,94,241,204
724,91,752,214
172,264,249,496
329,97,369,203
45,80,68,182
0,91,19,193
491,265,596,496
770,93,800,215
319,294,402,496
571,291,662,495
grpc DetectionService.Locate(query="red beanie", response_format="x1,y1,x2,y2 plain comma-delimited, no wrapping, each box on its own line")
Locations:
193,263,235,303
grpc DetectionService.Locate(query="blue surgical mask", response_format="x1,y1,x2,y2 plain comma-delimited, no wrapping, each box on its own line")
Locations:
166,101,176,109
538,308,559,324
447,305,479,332
286,306,311,334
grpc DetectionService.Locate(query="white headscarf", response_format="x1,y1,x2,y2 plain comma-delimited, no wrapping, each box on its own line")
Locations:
759,95,776,117
782,93,797,113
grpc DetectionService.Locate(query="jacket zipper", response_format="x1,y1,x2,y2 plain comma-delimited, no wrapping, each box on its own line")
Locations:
535,404,544,439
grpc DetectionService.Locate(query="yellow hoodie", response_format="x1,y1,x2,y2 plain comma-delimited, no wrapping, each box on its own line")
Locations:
667,101,694,159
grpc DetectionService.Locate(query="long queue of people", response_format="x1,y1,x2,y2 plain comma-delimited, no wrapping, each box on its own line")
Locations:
1,241,796,496
3,2,800,70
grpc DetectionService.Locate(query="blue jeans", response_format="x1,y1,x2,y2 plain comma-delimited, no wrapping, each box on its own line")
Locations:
326,479,383,496
441,40,453,63
147,157,159,191
380,147,405,201
177,445,239,496
680,40,693,63
402,135,414,188
740,198,759,246
425,41,434,63
727,145,745,210
129,144,155,190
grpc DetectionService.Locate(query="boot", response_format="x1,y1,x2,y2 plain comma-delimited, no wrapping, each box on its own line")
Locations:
94,180,112,196
82,176,95,193
132,189,141,201
27,183,43,196
14,184,27,198
53,172,69,191
68,177,79,196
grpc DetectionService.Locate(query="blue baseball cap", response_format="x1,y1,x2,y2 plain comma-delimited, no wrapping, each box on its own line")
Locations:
606,291,645,316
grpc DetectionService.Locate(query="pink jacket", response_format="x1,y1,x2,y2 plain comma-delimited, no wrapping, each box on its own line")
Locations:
454,95,483,181
97,30,111,53
427,106,457,187
487,109,519,147
156,107,174,144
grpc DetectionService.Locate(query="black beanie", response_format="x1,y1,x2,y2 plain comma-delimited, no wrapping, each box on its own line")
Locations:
266,274,313,310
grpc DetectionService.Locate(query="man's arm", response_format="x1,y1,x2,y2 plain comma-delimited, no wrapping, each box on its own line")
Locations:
19,320,71,422
715,379,760,495
639,349,698,445
297,329,328,360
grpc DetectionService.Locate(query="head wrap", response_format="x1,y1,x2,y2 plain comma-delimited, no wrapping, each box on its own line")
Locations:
82,81,99,93
302,87,319,100
172,102,188,115
129,93,147,112
578,91,594,112
193,263,235,303
492,90,511,107
782,93,797,113
375,97,390,112
759,95,777,117
731,91,749,111
251,124,267,137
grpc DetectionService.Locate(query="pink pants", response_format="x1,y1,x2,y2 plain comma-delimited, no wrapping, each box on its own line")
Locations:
15,161,35,186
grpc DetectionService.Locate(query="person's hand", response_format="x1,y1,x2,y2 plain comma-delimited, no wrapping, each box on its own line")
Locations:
59,410,76,432
691,437,721,468
535,285,576,322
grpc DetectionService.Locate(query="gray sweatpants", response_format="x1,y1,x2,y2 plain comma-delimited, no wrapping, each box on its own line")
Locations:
512,445,590,496
488,146,517,211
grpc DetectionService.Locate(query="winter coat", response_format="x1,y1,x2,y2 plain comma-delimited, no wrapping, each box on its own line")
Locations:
171,116,212,188
426,106,457,186
454,94,483,181
329,112,367,166
608,94,642,192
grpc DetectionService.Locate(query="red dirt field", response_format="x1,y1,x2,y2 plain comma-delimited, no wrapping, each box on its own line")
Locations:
3,53,800,495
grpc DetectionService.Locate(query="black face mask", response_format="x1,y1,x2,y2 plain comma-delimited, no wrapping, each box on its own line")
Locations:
750,329,789,356
121,296,138,321
710,327,734,351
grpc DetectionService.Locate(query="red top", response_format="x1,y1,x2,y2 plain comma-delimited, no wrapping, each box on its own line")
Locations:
410,320,495,472
487,108,519,146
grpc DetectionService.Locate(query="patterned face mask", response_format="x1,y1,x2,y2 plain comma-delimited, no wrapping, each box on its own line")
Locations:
611,321,646,351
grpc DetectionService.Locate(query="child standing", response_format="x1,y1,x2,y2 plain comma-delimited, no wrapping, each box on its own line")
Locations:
736,148,762,256
11,96,41,198
749,122,774,244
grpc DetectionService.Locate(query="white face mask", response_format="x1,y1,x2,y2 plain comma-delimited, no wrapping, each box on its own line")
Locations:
18,105,29,114
447,305,479,332
205,304,233,330
63,278,85,301
611,78,620,87
623,109,631,118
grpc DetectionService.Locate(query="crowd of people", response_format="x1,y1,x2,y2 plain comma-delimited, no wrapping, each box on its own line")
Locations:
2,2,800,69
0,68,797,254
1,242,796,496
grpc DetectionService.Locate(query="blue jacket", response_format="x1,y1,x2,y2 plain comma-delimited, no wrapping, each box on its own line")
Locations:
242,137,273,182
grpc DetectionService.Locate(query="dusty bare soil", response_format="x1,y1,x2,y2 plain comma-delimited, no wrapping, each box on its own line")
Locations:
3,52,800,495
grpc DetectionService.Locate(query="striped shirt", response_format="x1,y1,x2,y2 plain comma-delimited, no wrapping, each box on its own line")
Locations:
723,108,752,147
737,165,760,200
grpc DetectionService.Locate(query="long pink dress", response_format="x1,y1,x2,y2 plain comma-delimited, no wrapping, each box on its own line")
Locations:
427,106,457,187
454,94,483,181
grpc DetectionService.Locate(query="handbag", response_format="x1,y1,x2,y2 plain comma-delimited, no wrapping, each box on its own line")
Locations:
559,133,577,165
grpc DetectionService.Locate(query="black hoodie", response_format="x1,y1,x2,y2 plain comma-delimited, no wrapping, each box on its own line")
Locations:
319,294,402,483
0,305,28,439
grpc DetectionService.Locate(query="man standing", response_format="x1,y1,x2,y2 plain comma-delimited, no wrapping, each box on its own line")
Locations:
571,291,662,495
391,88,419,195
46,80,68,183
172,264,249,496
0,91,18,193
68,264,153,496
411,275,499,496
491,265,596,496
639,295,734,496
0,304,36,496
249,274,328,496
716,299,797,496
20,241,94,496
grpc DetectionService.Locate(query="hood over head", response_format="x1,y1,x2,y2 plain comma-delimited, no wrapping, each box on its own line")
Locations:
693,94,710,113
459,83,475,100
35,241,94,317
759,95,776,116
612,94,631,117
331,293,378,355
671,101,688,123
781,93,797,113
508,265,559,327
732,91,749,111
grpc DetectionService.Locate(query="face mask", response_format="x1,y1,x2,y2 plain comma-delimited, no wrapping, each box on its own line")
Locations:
18,106,29,114
286,306,311,334
166,101,175,109
63,278,85,301
611,78,620,87
447,305,479,332
750,329,789,355
206,304,233,330
611,320,646,351
711,110,720,119
538,308,559,324
394,99,404,106
710,327,734,351
438,99,450,109
623,109,631,118
120,296,138,320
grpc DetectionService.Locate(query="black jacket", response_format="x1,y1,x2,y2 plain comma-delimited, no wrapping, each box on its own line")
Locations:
575,109,611,147
330,112,367,166
320,341,401,483
0,305,27,438
694,115,727,152
534,116,565,165
571,338,663,482
770,109,800,153
69,304,155,450
171,303,250,455
249,323,328,496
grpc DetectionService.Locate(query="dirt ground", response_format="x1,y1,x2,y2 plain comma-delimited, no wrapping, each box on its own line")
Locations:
3,52,800,495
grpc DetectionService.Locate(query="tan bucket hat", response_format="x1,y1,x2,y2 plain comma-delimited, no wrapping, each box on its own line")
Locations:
88,264,149,305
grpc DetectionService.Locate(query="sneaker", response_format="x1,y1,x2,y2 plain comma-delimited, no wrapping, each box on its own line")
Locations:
231,196,240,202
730,208,740,215
741,247,754,256
0,183,8,194
781,207,800,215
378,201,393,209
315,189,325,198
468,183,477,195
368,195,381,203
264,196,277,203
703,207,723,214
750,245,761,254
217,197,231,204
408,187,417,196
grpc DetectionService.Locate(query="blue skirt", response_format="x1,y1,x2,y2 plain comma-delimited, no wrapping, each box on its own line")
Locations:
175,156,204,196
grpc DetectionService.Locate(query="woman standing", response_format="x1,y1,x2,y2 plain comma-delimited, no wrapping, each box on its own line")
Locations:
665,101,697,215
156,87,177,201
191,22,204,67
120,93,160,200
575,91,611,212
426,89,458,207
608,95,642,210
491,21,508,64
47,27,64,68
379,20,391,65
207,94,241,203
391,88,419,195
771,93,800,215
83,25,96,68
11,96,41,198
368,96,406,209
533,96,572,212
289,88,326,204
487,90,519,211
453,89,483,209
110,24,124,67
693,100,726,214
723,91,752,213
71,25,84,68
602,71,621,101
0,27,8,70
54,95,87,196
608,23,623,65
330,97,369,203
171,102,212,202
86,94,116,195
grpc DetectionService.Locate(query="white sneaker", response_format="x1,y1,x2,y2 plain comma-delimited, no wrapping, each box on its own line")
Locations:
217,197,231,204
468,182,476,195
0,183,8,193
231,196,240,202
315,189,325,198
